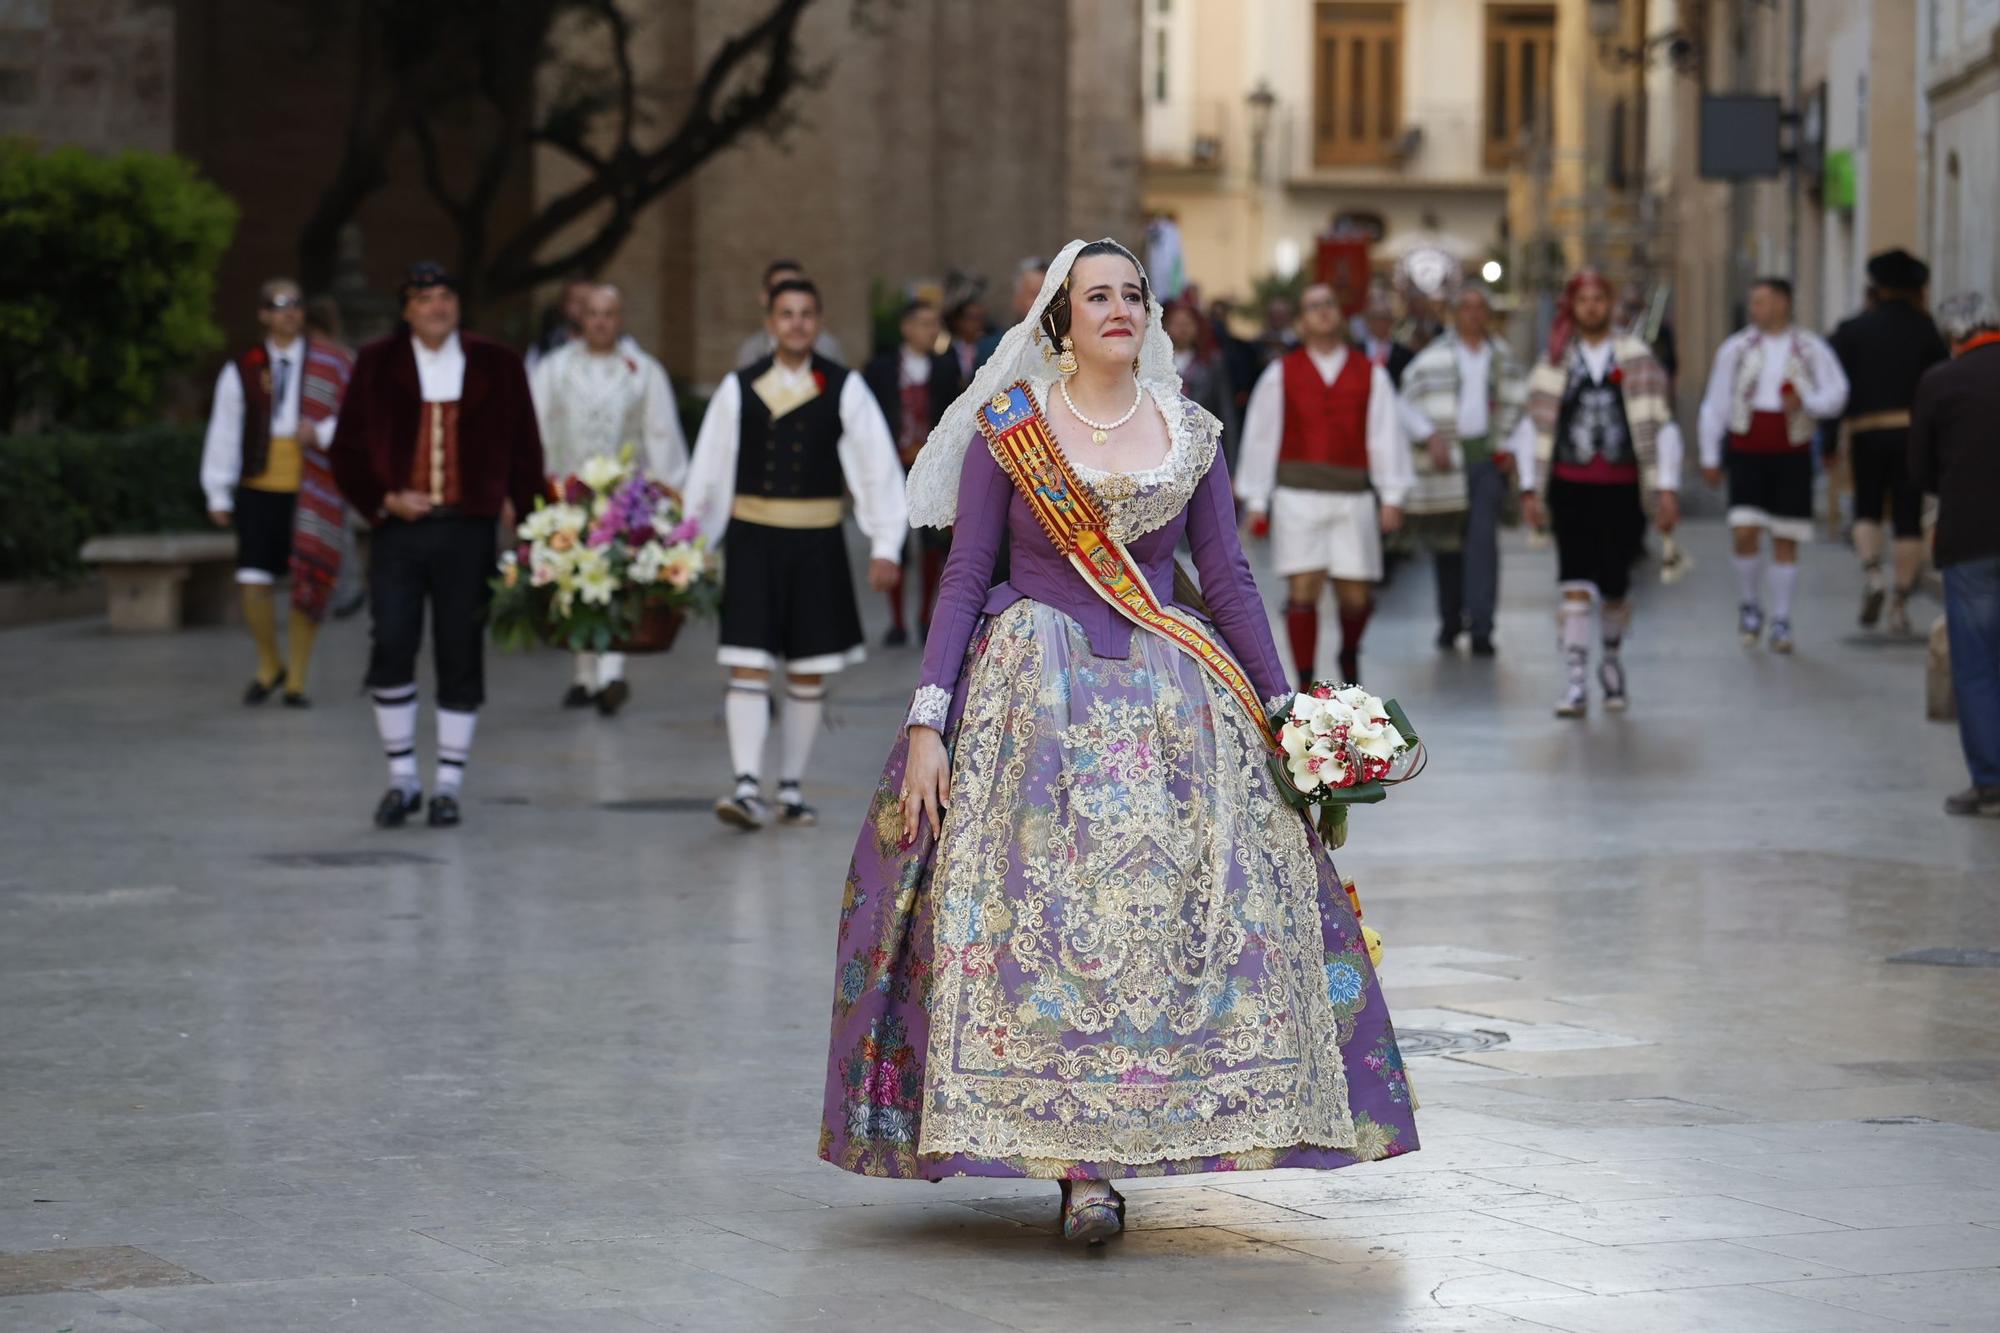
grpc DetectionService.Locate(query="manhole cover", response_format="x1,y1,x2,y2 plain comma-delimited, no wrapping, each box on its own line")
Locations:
598,797,713,813
1397,1026,1510,1056
259,850,443,868
1888,948,2000,969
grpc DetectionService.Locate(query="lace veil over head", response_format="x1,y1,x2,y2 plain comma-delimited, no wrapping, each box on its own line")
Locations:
905,237,1181,528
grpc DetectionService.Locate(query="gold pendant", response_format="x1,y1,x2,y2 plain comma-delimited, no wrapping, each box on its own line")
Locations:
1091,429,1107,446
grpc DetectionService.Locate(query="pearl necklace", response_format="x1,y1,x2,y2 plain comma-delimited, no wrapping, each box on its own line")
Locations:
1059,376,1144,446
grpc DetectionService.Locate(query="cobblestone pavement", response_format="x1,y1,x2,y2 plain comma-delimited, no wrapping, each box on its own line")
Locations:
4,517,1998,1332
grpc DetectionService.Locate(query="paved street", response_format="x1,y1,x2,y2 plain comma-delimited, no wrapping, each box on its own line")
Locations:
4,516,1999,1332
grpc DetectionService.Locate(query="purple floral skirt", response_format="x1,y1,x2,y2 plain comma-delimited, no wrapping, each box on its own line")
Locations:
819,602,1418,1180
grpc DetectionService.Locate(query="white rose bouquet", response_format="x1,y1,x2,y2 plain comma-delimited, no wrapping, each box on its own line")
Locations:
490,449,720,654
1270,681,1423,850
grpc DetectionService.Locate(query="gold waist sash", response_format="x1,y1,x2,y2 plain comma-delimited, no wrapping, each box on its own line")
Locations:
732,496,845,529
1849,409,1912,434
244,435,302,494
976,382,1277,748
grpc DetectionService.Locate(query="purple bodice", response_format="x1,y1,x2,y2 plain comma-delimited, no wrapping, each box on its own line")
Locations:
907,405,1291,730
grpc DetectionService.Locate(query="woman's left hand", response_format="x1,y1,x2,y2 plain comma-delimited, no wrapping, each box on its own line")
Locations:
1654,490,1681,533
901,725,950,843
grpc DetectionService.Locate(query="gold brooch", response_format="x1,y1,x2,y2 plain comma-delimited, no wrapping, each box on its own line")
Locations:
990,392,1012,413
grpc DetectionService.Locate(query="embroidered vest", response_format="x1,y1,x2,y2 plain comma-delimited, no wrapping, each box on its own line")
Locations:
736,355,849,499
1552,362,1637,483
1728,331,1815,447
410,401,463,506
1279,346,1372,474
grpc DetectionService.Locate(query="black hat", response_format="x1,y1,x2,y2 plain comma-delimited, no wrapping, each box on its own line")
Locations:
400,260,459,301
1866,249,1929,291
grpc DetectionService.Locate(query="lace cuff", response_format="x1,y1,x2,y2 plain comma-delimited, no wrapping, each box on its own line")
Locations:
906,684,953,732
1266,692,1299,722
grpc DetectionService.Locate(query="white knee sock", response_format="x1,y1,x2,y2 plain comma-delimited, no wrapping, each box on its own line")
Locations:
1767,562,1799,622
597,651,626,684
371,684,421,794
781,680,827,785
1600,601,1631,656
436,708,477,796
1558,600,1595,686
572,653,598,689
725,679,771,783
1732,553,1764,606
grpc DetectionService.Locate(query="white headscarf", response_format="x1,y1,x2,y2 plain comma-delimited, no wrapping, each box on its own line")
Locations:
906,237,1181,528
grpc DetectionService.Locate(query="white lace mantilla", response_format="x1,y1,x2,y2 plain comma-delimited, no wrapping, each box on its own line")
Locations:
905,684,953,731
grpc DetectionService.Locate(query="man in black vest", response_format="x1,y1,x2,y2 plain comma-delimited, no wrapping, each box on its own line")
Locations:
863,299,961,645
684,278,907,830
1830,249,1949,635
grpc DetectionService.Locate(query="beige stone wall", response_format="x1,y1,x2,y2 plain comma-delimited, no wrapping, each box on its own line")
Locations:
642,0,1142,387
0,0,174,155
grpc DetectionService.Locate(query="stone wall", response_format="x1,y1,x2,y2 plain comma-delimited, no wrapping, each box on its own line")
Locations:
0,0,174,155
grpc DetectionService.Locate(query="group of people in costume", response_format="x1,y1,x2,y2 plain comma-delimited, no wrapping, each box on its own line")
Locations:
200,239,1961,828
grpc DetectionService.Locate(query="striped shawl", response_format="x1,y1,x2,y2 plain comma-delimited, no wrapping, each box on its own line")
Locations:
1400,336,1527,516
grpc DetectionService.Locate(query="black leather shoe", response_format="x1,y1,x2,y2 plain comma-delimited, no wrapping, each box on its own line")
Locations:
244,677,281,706
883,625,909,648
427,793,462,827
595,680,631,716
374,787,422,829
1470,636,1496,658
562,684,594,708
1436,627,1459,652
282,691,312,708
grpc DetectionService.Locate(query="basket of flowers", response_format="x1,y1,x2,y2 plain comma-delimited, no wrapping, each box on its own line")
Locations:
490,451,719,655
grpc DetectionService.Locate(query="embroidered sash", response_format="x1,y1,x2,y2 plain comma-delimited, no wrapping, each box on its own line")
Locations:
975,382,1277,748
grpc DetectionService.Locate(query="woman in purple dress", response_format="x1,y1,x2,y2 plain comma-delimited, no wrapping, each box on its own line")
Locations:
819,239,1418,1243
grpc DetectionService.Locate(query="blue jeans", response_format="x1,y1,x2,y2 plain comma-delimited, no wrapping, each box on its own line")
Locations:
1944,555,2000,787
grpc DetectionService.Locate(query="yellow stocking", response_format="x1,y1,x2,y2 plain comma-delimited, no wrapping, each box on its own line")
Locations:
285,607,319,695
240,583,282,686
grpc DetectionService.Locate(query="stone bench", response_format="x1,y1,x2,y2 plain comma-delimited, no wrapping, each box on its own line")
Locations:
79,532,238,632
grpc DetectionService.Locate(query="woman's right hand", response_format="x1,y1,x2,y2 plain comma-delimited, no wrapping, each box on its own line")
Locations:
902,725,951,843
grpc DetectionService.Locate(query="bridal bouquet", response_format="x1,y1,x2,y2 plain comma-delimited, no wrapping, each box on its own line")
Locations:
490,451,720,654
1270,682,1422,851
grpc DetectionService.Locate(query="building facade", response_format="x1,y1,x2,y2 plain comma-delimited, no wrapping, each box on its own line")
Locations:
1141,0,1548,302
1923,0,2000,302
1,0,1144,390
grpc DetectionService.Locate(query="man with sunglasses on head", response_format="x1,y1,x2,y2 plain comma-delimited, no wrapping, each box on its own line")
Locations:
200,278,355,707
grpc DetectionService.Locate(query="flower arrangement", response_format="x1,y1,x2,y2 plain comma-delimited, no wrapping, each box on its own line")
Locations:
490,450,719,654
1270,681,1423,851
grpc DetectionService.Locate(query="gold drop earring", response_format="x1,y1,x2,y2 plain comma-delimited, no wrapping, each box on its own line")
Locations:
1057,336,1079,377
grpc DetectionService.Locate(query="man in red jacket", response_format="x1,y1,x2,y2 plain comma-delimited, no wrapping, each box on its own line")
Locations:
331,262,545,829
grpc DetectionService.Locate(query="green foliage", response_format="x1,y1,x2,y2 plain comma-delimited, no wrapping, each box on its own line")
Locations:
0,140,237,432
0,427,209,582
1252,268,1309,312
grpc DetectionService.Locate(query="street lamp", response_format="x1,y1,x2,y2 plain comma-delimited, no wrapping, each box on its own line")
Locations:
1246,80,1277,184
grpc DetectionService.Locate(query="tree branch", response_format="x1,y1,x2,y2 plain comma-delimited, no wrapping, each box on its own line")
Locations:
483,0,815,296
